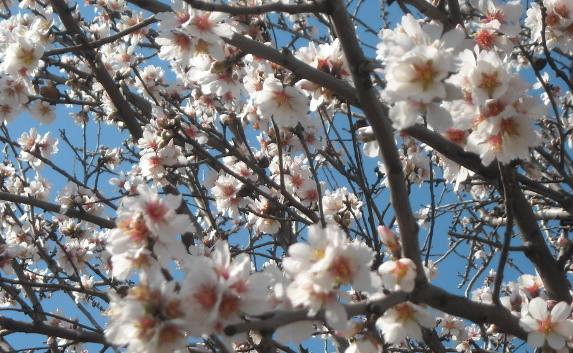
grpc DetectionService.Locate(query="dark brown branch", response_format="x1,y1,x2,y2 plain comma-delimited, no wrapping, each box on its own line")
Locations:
223,35,358,104
224,291,408,335
492,166,515,306
327,0,425,282
401,0,452,25
182,0,327,15
50,0,143,140
414,284,527,340
0,316,106,344
43,16,157,57
0,191,115,228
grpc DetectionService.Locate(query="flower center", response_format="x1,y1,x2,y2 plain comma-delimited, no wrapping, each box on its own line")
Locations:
500,118,520,137
411,60,437,91
488,134,503,152
475,29,496,50
478,72,502,97
119,215,151,243
194,285,218,310
173,33,192,50
393,260,410,281
194,15,213,32
219,293,240,318
159,324,183,343
144,200,168,223
329,256,354,284
273,90,292,107
17,47,38,67
538,318,555,334
445,128,466,145
394,304,416,323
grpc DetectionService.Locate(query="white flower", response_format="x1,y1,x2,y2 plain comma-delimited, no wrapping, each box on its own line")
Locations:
378,258,417,292
376,302,435,344
384,46,451,104
255,77,310,128
322,187,363,226
28,100,55,124
122,186,191,238
156,31,194,63
184,9,233,42
520,297,573,350
107,186,191,274
518,274,544,298
357,126,380,158
439,314,466,340
284,224,374,291
465,102,541,165
283,224,377,330
467,50,510,105
180,241,271,336
286,272,349,331
475,0,522,37
211,173,247,217
345,338,380,353
18,129,58,169
105,281,187,353
1,36,44,76
377,225,401,255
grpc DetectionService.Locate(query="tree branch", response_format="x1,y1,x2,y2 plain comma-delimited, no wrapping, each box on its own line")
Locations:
0,316,107,344
0,191,115,229
327,0,426,283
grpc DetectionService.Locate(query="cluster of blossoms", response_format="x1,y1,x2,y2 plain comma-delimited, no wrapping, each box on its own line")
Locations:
376,9,545,167
453,271,573,352
104,204,446,353
1,0,573,352
106,240,271,352
525,0,573,53
282,224,376,331
106,186,192,279
17,128,58,169
0,9,57,124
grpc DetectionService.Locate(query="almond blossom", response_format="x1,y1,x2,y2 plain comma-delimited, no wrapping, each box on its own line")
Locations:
376,302,435,344
520,297,573,350
378,258,417,292
472,0,522,37
1,35,44,76
107,186,191,275
525,0,573,53
17,128,58,169
180,241,271,335
255,77,310,128
105,279,187,353
1,1,573,352
281,224,378,329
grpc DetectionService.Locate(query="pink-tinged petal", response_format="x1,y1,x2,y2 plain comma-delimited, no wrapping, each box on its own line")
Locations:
547,332,566,350
382,323,405,345
401,14,422,38
527,332,546,348
414,306,436,328
554,320,573,338
551,302,572,321
352,267,374,292
363,141,379,158
274,321,316,345
520,316,540,332
404,319,424,341
528,297,549,321
324,301,348,331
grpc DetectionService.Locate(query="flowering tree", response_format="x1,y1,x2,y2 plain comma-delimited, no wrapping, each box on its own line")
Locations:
1,0,573,352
